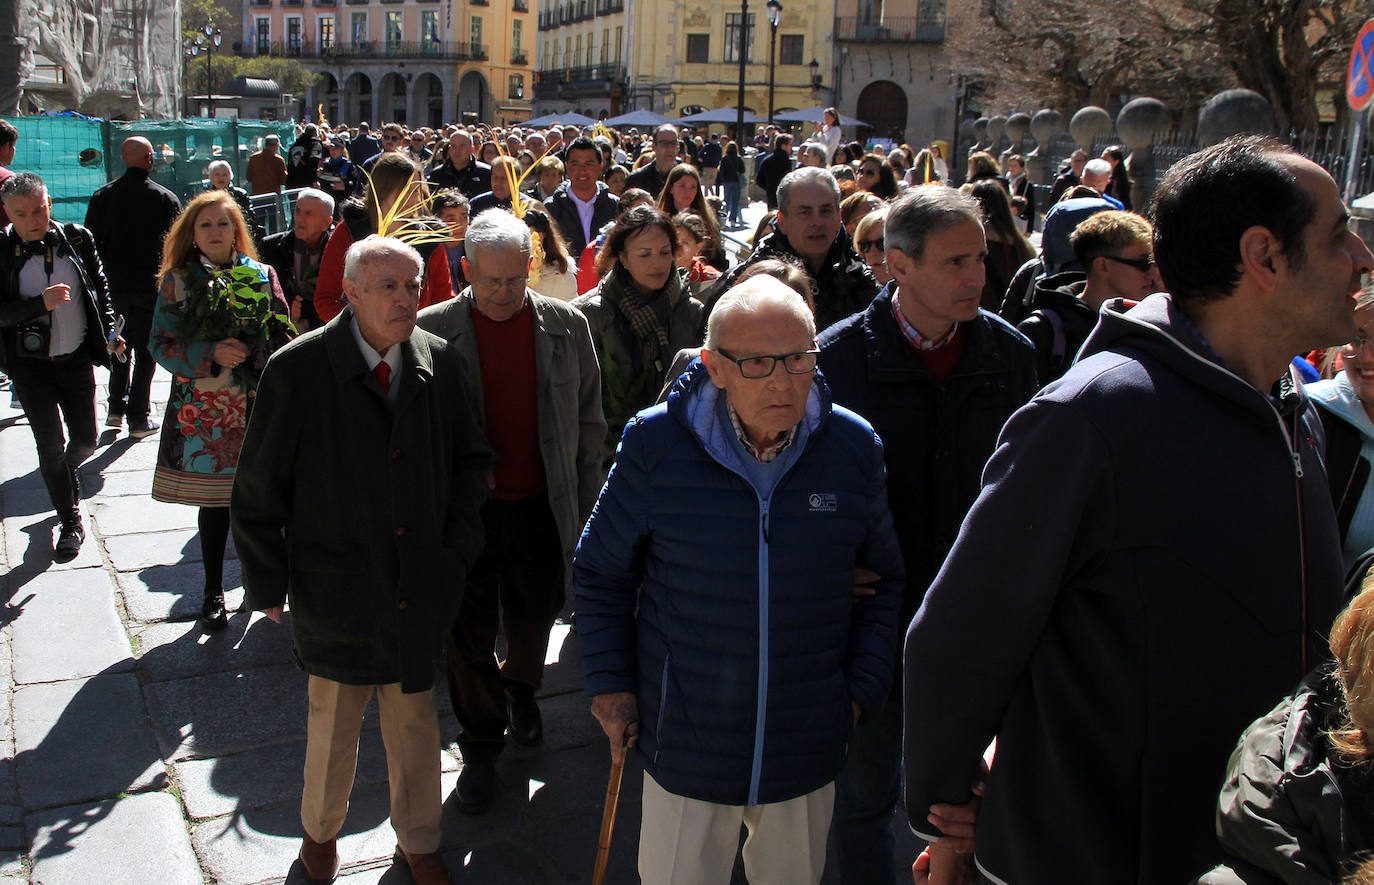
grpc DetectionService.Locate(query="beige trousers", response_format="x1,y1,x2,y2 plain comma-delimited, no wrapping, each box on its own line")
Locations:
638,772,834,885
300,676,442,854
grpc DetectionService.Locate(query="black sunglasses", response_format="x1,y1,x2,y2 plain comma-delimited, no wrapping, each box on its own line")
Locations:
857,237,884,253
1101,254,1154,273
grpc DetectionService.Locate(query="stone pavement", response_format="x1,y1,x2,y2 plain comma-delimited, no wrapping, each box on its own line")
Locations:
0,197,926,885
0,366,647,885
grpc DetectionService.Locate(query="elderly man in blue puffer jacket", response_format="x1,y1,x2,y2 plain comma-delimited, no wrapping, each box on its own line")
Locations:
575,275,905,885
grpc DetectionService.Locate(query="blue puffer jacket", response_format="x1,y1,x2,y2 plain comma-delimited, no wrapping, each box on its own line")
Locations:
575,361,905,806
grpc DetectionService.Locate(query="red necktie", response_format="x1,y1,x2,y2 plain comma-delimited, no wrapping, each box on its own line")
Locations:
374,361,391,394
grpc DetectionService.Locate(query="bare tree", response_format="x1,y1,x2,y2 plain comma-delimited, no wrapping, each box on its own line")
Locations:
946,0,1356,130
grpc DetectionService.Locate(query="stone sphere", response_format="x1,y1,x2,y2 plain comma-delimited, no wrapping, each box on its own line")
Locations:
1029,109,1065,144
1069,106,1113,149
973,117,990,140
988,115,1007,142
958,119,977,140
1116,98,1172,152
1006,112,1031,143
1197,89,1276,147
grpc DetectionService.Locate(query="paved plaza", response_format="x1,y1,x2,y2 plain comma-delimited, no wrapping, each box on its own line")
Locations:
0,364,646,885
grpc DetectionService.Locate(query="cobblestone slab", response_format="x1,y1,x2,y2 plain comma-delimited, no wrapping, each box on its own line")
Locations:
192,771,458,885
13,673,164,810
1,509,102,575
28,792,201,885
174,726,461,821
89,495,199,537
143,662,309,762
11,568,132,685
103,527,236,572
116,560,244,625
131,613,286,683
82,468,155,499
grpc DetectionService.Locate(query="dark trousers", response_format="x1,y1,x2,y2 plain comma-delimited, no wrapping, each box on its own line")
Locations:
445,495,564,763
8,358,97,525
106,303,154,421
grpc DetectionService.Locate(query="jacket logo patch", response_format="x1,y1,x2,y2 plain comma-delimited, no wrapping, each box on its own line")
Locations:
808,493,837,512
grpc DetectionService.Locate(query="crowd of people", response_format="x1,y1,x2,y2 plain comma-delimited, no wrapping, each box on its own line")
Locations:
2,107,1374,885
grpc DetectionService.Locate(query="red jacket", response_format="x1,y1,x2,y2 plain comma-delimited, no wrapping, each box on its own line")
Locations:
315,221,454,322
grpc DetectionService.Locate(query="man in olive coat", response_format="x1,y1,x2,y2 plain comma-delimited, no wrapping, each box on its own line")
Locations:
416,209,605,813
231,235,491,885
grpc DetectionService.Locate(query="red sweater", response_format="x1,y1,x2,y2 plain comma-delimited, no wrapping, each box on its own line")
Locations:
915,323,966,383
313,222,454,322
471,301,546,500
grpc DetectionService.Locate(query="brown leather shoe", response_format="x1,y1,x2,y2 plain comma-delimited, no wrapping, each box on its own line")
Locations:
394,845,451,884
299,835,339,883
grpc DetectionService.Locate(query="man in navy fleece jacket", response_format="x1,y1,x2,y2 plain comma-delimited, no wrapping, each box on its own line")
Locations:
904,135,1374,883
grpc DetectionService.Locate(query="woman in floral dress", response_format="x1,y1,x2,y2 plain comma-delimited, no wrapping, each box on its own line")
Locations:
150,190,293,631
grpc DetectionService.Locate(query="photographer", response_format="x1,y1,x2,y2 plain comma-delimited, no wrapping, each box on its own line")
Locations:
0,172,125,562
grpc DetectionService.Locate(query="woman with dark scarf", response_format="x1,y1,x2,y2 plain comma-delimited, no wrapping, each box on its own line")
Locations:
571,205,704,468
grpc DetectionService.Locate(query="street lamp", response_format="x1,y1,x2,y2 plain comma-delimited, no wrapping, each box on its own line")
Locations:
808,58,821,90
734,0,749,145
183,38,201,118
203,20,223,118
766,0,781,125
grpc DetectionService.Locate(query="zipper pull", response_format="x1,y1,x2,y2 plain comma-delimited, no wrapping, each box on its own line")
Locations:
1292,450,1304,479
761,500,770,543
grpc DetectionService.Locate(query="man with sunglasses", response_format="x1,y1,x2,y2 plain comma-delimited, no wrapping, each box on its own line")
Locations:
576,275,904,884
1018,210,1161,384
816,185,1037,884
625,124,682,201
361,123,406,175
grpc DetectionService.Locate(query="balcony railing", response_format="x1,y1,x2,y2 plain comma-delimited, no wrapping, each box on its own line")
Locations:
511,50,528,64
313,0,336,6
513,0,528,10
254,39,491,61
534,63,626,95
471,0,489,5
833,15,945,42
595,0,623,14
250,0,272,7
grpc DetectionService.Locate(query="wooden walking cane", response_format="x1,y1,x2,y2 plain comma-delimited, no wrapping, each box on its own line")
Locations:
592,721,638,885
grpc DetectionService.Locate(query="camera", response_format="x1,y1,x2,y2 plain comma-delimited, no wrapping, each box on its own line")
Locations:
17,315,50,357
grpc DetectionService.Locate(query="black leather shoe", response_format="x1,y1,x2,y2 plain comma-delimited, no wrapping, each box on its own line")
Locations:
454,759,495,814
128,418,160,439
53,522,84,563
507,688,543,747
201,590,228,632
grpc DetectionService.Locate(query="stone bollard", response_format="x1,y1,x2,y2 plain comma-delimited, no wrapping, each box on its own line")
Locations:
1116,97,1172,213
1197,89,1276,147
1070,106,1113,152
1002,112,1031,168
971,117,991,155
987,115,1007,159
1028,108,1064,185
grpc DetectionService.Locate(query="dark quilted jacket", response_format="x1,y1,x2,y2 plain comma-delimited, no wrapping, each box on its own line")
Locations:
574,362,905,805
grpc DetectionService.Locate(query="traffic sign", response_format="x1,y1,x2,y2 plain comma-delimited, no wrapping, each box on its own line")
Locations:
1349,19,1374,111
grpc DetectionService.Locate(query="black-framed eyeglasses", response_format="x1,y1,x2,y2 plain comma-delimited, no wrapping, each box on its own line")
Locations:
715,348,819,379
857,237,884,253
1101,254,1154,273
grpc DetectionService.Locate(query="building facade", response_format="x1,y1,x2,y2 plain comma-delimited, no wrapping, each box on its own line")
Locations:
832,0,956,147
534,0,831,131
240,0,533,127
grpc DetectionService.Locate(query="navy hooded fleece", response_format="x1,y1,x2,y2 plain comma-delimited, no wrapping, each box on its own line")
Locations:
903,293,1344,884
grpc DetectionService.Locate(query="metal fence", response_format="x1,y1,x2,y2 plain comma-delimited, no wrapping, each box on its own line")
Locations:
4,115,298,224
954,123,1374,211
